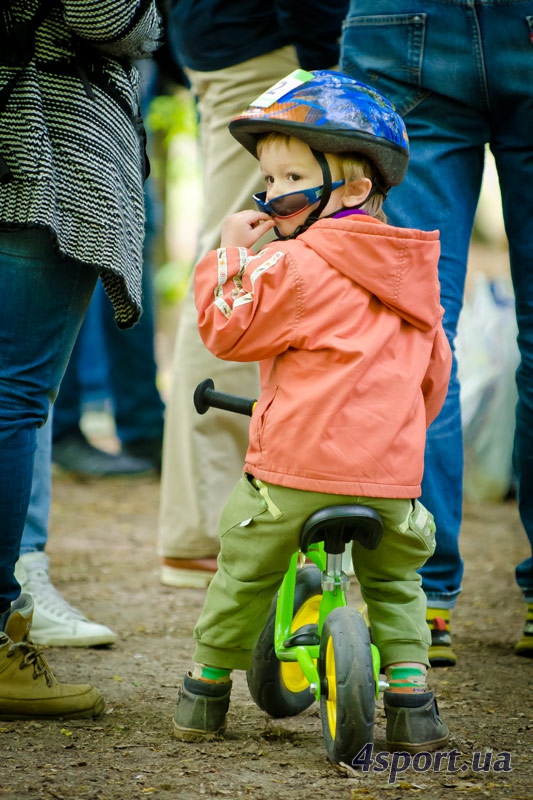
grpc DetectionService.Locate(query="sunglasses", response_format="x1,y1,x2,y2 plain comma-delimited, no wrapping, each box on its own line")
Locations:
253,180,345,219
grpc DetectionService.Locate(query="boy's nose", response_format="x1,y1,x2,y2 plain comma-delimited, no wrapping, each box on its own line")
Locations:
266,183,282,200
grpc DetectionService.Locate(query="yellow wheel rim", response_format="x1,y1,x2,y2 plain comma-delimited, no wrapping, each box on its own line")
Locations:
324,636,337,738
280,594,320,693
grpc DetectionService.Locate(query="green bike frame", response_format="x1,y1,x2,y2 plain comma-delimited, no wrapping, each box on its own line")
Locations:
273,543,381,701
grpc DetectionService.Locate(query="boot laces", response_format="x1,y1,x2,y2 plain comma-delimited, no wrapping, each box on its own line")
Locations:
7,639,56,687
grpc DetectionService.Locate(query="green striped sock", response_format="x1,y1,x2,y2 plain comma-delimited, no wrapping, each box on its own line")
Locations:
192,663,232,683
386,665,427,694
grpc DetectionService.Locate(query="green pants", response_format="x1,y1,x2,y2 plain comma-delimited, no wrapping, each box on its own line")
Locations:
193,474,435,671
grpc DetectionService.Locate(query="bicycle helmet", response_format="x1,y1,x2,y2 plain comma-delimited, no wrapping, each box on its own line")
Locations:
229,69,409,190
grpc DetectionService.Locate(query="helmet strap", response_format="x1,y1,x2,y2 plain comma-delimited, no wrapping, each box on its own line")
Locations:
306,150,333,222
274,149,333,240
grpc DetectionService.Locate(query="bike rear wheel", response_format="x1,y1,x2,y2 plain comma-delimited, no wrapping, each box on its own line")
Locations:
246,565,322,717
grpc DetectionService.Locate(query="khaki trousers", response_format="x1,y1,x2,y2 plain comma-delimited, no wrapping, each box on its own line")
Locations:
157,47,299,559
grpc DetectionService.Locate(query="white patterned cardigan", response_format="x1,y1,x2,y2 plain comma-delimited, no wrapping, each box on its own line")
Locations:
0,0,161,328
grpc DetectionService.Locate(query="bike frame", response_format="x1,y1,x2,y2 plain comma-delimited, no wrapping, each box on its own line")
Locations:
273,543,381,701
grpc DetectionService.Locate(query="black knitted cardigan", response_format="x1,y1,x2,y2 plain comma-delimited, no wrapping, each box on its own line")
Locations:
0,0,161,328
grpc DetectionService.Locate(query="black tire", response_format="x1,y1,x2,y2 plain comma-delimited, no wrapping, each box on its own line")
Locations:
319,606,375,764
246,564,322,718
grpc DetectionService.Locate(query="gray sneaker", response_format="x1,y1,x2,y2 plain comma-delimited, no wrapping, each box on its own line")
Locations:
384,690,449,753
173,673,232,741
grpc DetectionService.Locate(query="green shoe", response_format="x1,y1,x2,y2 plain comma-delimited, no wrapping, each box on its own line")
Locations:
384,690,449,754
173,673,232,741
426,607,457,667
515,604,533,657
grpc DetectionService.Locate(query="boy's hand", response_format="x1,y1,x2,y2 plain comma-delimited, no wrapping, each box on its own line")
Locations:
220,211,276,249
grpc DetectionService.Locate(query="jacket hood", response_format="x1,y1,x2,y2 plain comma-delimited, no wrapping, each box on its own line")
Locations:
299,215,442,332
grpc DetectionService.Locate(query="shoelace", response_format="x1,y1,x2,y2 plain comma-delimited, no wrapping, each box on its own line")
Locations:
7,639,55,687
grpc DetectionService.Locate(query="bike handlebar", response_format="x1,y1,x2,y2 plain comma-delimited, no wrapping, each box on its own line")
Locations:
194,378,256,417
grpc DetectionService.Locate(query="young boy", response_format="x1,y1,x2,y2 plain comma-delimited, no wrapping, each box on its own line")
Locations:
173,70,452,754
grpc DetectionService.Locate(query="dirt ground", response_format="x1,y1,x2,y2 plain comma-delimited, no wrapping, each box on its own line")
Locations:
0,471,530,800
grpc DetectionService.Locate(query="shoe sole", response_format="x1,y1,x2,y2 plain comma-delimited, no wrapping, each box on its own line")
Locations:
0,695,105,720
429,656,456,667
29,635,117,648
161,567,215,590
52,464,157,482
172,720,226,741
386,733,449,754
429,645,457,668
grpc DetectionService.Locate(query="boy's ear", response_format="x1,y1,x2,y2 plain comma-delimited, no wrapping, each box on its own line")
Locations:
342,176,373,208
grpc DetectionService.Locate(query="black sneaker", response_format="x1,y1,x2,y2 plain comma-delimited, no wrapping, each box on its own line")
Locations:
426,607,457,667
173,673,232,741
384,690,449,753
515,603,533,657
122,436,163,472
53,430,155,478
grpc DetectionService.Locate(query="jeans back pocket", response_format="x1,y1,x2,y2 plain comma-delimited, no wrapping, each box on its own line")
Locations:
341,12,429,116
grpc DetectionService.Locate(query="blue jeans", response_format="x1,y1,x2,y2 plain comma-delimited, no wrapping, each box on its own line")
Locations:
21,413,52,553
0,228,97,611
341,0,533,605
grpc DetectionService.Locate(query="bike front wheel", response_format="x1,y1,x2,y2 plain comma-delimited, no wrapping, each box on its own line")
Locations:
319,606,375,764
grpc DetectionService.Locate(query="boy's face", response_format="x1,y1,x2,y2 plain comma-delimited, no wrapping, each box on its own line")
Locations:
258,137,345,238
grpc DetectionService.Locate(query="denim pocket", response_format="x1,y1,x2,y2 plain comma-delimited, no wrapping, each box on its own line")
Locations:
341,13,430,116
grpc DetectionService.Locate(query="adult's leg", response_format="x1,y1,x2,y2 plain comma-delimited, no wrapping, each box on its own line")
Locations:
102,185,165,456
101,272,165,454
0,228,97,612
50,333,84,442
157,47,299,583
20,414,52,555
385,126,481,609
16,409,117,647
485,2,533,617
341,0,490,609
53,283,158,478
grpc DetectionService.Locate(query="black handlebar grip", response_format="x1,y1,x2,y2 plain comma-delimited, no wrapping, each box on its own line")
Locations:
194,378,256,417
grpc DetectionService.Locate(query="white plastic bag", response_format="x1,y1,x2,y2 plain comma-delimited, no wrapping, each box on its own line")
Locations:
455,272,519,502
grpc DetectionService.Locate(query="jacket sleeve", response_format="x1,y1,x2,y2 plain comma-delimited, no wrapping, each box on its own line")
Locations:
421,321,453,428
61,0,161,58
275,0,349,69
194,245,300,361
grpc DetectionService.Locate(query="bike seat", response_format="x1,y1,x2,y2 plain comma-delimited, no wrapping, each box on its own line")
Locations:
300,505,383,554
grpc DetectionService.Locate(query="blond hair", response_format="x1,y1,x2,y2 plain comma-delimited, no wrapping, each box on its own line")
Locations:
330,152,387,222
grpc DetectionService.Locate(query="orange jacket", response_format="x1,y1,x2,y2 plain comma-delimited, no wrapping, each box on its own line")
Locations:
194,214,452,498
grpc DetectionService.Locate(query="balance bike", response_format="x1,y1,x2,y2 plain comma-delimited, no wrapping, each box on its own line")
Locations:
194,379,385,764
